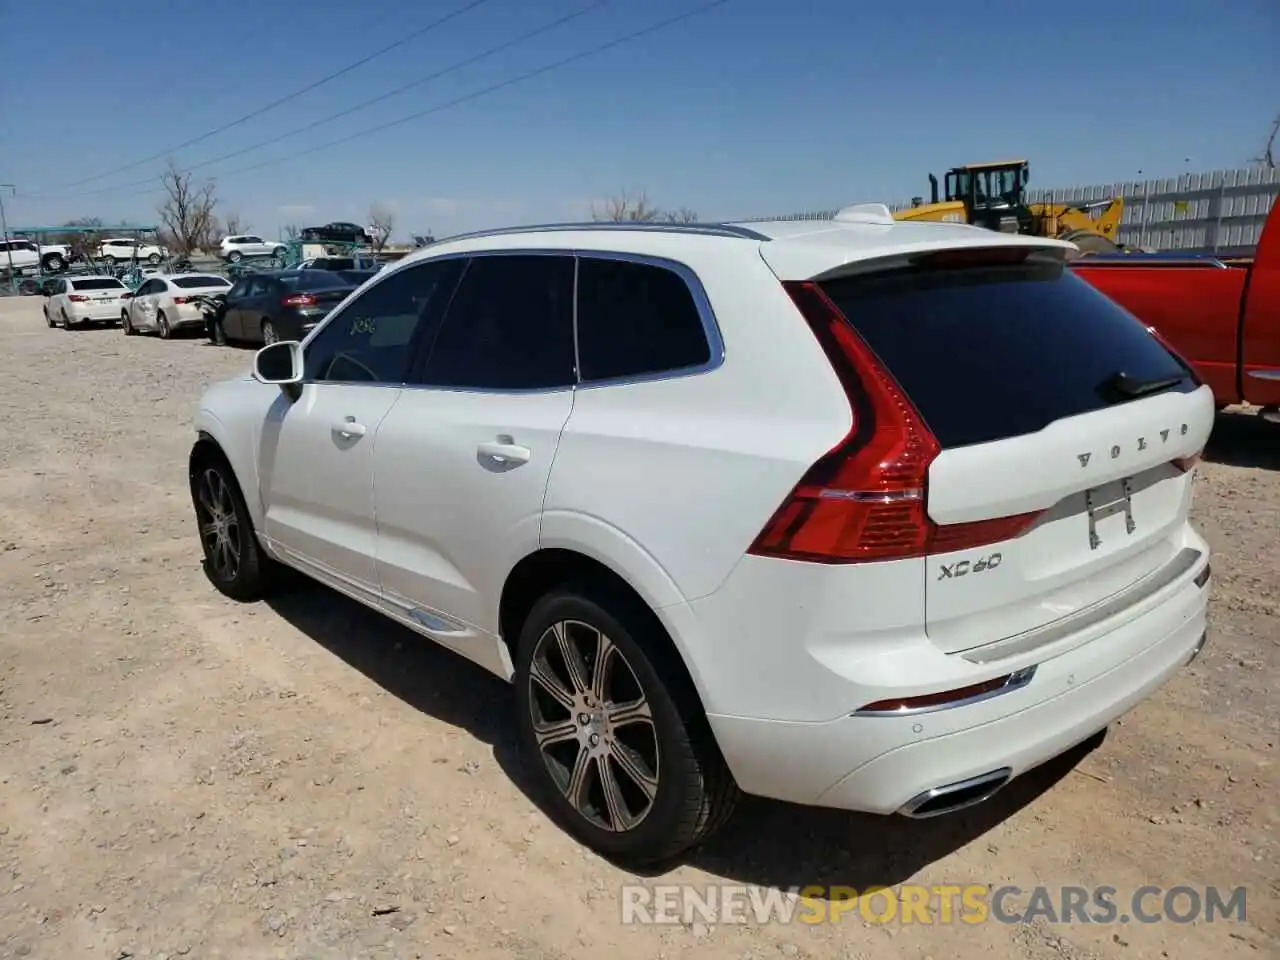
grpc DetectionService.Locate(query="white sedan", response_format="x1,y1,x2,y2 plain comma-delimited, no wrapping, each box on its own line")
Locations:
43,275,133,329
123,273,232,339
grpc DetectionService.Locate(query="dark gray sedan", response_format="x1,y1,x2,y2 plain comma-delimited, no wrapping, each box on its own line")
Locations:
216,270,357,345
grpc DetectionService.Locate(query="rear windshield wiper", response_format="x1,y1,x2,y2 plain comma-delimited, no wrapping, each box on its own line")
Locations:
1097,370,1185,403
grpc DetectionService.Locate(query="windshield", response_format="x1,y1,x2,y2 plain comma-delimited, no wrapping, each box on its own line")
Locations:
277,270,349,291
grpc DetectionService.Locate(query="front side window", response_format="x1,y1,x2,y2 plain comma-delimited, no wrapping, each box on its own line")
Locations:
575,256,712,382
417,255,575,391
304,258,465,384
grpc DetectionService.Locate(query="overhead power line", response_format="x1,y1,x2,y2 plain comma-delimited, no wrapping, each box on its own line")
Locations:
35,0,610,201
48,0,493,191
182,1,736,192
26,0,730,205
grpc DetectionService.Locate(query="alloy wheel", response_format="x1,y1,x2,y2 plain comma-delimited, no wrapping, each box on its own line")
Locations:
194,467,242,583
527,620,660,833
262,321,278,345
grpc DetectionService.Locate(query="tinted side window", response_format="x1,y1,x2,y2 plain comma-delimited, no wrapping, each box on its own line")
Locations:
418,255,575,391
575,257,711,382
304,258,464,384
227,279,250,300
818,259,1196,449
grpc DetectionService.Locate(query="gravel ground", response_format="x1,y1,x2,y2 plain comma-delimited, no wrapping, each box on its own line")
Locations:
0,294,1275,960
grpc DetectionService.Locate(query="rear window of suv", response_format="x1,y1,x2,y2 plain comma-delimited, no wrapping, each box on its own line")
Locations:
172,275,230,288
819,258,1196,449
71,278,126,291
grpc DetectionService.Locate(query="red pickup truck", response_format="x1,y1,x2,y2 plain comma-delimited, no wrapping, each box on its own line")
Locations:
1072,198,1279,423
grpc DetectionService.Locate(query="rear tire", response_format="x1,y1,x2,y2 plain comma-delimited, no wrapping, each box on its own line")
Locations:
122,310,135,335
147,252,162,265
44,306,55,328
61,309,75,330
157,311,173,340
189,448,281,602
261,319,278,345
513,585,738,869
228,250,243,263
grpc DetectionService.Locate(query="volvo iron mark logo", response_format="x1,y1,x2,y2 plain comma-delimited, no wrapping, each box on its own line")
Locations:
1077,423,1190,468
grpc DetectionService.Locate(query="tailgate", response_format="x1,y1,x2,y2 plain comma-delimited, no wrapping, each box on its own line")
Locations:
818,253,1212,658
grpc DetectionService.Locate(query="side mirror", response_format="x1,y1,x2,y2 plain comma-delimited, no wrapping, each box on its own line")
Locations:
253,341,304,400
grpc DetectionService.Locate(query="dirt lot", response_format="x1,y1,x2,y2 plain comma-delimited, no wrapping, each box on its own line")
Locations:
0,294,1275,960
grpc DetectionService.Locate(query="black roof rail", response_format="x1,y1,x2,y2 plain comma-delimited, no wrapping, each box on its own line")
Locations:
429,220,772,245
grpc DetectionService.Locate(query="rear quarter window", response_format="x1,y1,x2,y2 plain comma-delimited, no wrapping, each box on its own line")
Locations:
819,258,1196,449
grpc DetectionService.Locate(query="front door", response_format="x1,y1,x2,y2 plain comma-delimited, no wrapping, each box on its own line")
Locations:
258,255,466,603
373,253,577,658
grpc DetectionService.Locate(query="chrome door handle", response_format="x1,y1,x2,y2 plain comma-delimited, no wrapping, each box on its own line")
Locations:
477,438,530,465
332,417,367,439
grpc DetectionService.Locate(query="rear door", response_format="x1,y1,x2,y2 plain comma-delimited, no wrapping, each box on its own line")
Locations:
373,253,576,649
817,253,1214,657
221,278,251,338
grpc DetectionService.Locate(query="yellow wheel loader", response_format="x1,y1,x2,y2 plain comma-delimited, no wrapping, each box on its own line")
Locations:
895,159,1124,254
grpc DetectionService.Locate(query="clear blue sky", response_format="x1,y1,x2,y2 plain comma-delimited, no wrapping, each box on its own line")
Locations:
1,0,1275,239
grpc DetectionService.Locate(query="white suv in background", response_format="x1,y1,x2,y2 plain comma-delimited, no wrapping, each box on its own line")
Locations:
219,235,288,263
97,237,167,265
189,209,1213,866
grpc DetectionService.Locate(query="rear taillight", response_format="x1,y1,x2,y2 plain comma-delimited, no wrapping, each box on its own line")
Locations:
68,294,88,302
283,293,317,307
748,281,1043,564
119,292,132,300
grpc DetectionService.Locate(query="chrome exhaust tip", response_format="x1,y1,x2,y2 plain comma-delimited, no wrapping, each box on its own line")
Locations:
898,767,1012,819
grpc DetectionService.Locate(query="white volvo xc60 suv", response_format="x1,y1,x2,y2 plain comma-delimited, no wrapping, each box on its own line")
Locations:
189,207,1213,867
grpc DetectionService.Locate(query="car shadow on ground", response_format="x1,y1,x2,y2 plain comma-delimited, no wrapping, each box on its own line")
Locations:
266,584,1100,892
1204,409,1280,471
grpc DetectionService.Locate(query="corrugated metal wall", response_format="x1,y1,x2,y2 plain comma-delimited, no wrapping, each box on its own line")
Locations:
740,165,1280,252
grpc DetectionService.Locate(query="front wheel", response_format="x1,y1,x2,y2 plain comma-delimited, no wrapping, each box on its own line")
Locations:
189,452,278,602
261,319,278,344
514,587,738,868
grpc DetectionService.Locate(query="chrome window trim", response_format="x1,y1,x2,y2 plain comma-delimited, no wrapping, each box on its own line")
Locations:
300,247,726,395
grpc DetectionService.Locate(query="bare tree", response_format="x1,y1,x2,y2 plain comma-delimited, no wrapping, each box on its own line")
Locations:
57,217,105,260
282,223,301,242
157,160,219,255
662,206,699,224
368,203,395,251
223,213,249,235
592,189,661,222
1252,114,1279,168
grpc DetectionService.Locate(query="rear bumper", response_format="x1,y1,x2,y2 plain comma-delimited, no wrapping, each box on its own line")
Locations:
67,304,123,323
695,532,1210,815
